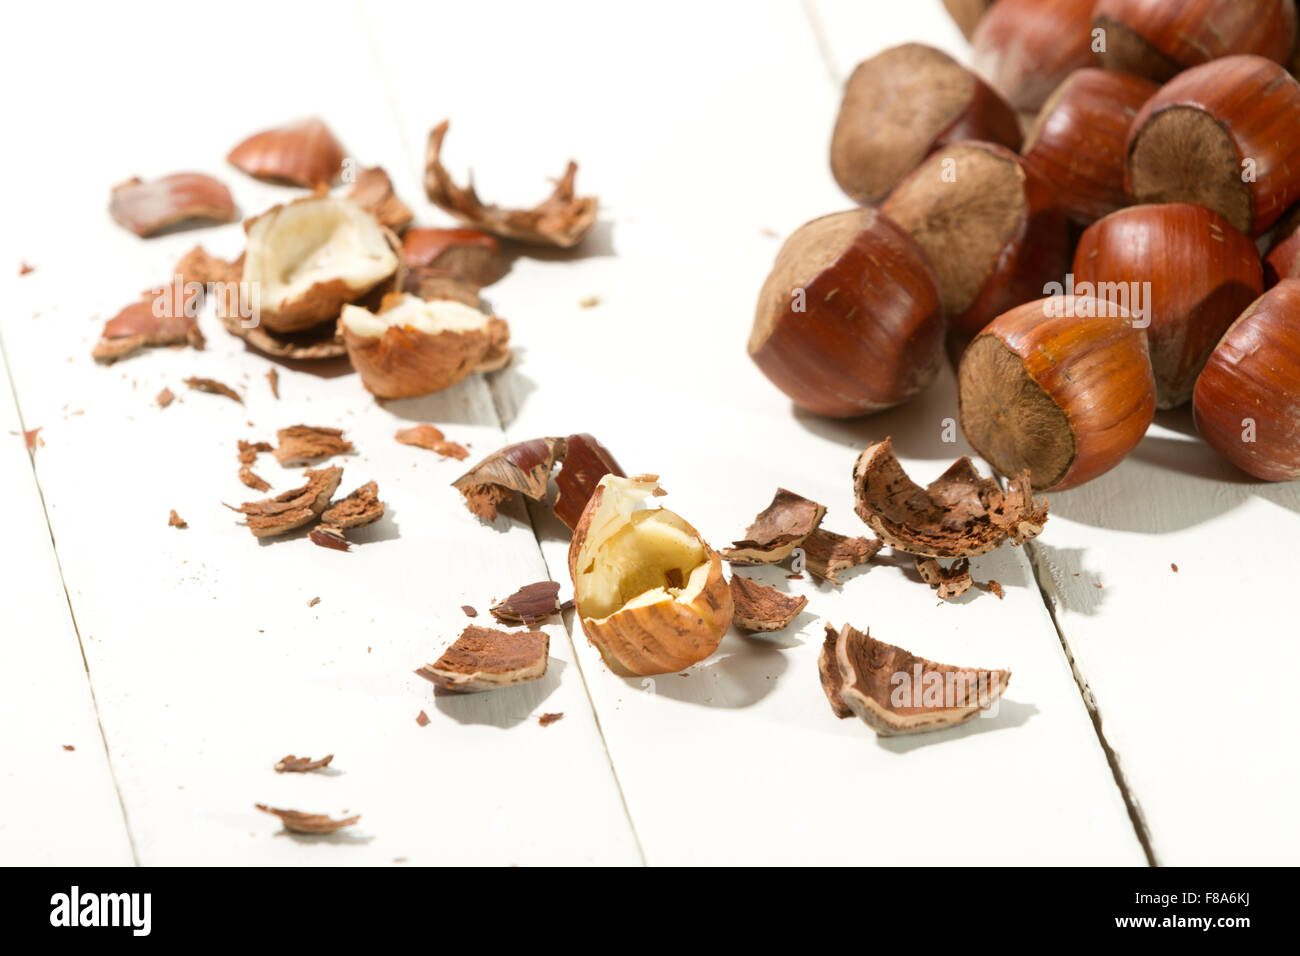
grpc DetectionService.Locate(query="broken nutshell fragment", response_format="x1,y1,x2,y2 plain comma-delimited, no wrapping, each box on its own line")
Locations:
569,475,733,676
490,581,563,626
239,466,270,492
344,166,413,233
730,575,807,633
109,173,237,237
852,437,1048,558
309,526,350,552
722,488,827,565
819,623,1010,736
452,436,567,522
552,433,626,531
175,245,243,287
274,754,334,773
273,425,353,467
254,804,359,834
401,227,506,288
341,293,510,399
321,481,384,530
227,118,345,188
92,296,205,364
423,120,598,248
168,509,187,529
242,195,399,334
802,528,882,584
394,424,469,460
415,625,549,693
915,556,973,600
228,466,342,538
183,377,241,403
266,368,279,399
538,712,564,727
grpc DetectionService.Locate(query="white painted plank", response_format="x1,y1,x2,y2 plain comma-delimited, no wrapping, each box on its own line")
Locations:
0,343,134,865
0,0,639,865
1029,416,1300,865
815,0,1300,864
369,0,1144,864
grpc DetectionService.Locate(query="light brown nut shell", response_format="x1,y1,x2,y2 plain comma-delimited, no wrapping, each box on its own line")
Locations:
818,623,1010,736
730,576,807,632
110,173,237,237
567,477,733,677
228,118,345,188
852,437,1047,558
415,625,549,693
343,316,510,400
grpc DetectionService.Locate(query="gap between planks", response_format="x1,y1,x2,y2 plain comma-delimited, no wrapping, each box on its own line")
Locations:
357,3,649,867
799,0,1157,866
0,325,142,866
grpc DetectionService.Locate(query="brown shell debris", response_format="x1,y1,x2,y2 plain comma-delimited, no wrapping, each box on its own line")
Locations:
423,120,598,248
228,118,345,188
818,623,1010,736
344,166,414,232
721,488,827,565
452,436,567,521
552,433,625,531
273,425,353,467
729,575,807,633
255,804,359,834
92,296,205,364
852,437,1048,558
228,466,342,538
321,481,385,531
274,754,334,773
394,424,469,460
490,581,563,626
802,528,881,584
183,377,242,403
109,173,237,237
415,625,549,693
915,557,973,600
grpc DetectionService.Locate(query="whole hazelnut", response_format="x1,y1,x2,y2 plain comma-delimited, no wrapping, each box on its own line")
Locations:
958,297,1156,491
971,0,1096,112
1126,56,1300,237
1193,279,1300,481
830,43,1021,205
1073,203,1263,408
748,208,944,418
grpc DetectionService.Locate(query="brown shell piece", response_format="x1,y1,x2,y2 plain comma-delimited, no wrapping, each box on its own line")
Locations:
321,481,384,530
401,227,505,287
175,245,244,287
415,625,549,693
730,576,807,632
452,436,567,521
92,296,206,364
852,437,1047,558
802,529,882,584
110,173,237,237
255,804,358,833
721,488,827,565
345,166,414,232
274,754,334,773
915,556,973,600
309,527,351,552
183,377,241,403
818,623,1010,735
216,306,347,360
228,118,345,188
490,581,563,626
423,120,597,248
273,425,353,467
228,466,342,538
394,424,468,460
552,433,626,531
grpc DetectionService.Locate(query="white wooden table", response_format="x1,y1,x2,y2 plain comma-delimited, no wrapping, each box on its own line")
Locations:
0,0,1293,866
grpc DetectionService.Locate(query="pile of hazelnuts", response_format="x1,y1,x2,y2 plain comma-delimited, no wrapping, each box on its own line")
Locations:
748,0,1300,489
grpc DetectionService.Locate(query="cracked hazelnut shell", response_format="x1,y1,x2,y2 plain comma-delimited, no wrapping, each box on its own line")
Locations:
1073,203,1263,408
227,118,345,188
748,208,944,418
568,475,732,677
1125,56,1300,237
830,43,1021,205
1193,279,1300,480
958,297,1156,491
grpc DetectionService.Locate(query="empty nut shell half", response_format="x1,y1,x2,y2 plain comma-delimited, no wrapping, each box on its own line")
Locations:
227,118,345,188
109,173,237,237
